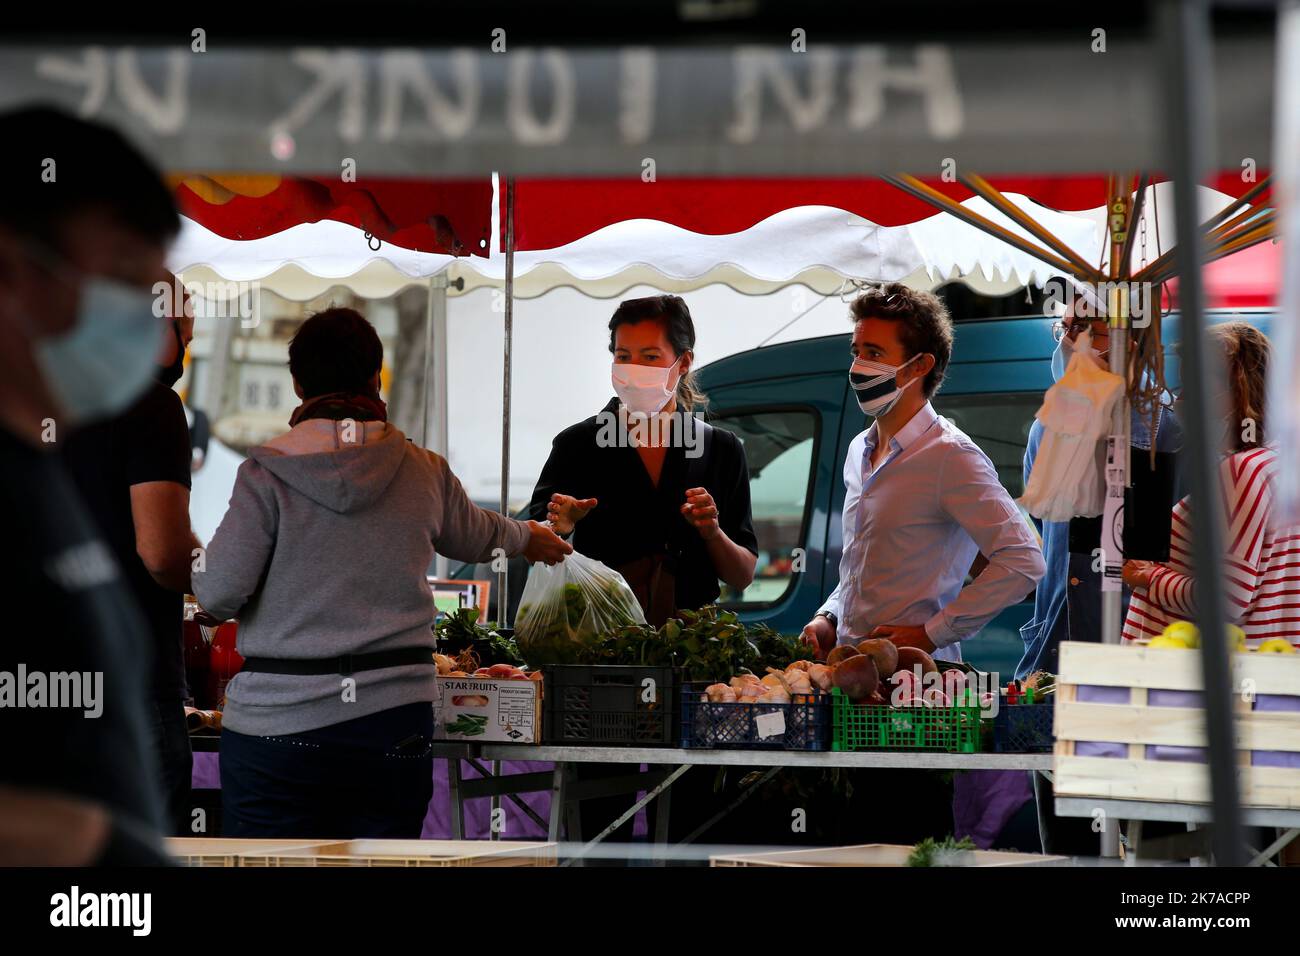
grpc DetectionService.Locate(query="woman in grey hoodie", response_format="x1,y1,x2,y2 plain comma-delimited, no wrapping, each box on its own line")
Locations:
194,308,570,839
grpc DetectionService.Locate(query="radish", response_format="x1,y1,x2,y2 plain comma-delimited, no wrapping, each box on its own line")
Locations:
922,687,951,708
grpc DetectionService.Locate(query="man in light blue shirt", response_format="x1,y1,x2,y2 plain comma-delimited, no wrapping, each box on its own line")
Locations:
801,284,1045,660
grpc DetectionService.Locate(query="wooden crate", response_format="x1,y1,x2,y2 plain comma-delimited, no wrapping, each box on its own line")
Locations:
165,838,334,867
1054,641,1300,810
253,839,558,867
710,844,1067,867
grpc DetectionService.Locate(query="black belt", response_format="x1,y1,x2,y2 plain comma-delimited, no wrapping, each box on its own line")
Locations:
239,647,435,676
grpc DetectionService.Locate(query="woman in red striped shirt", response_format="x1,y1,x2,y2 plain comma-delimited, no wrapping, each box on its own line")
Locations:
1122,323,1298,648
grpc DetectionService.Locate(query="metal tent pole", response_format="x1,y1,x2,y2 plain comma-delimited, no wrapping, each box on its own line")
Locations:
1158,0,1244,866
1097,180,1131,860
500,176,516,625
423,274,453,579
1101,179,1132,651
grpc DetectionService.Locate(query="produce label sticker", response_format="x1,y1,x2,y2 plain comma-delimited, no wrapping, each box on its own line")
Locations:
497,684,537,730
755,710,786,740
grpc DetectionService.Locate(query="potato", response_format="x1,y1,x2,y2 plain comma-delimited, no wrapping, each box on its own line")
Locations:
827,644,861,667
856,638,899,678
832,654,880,702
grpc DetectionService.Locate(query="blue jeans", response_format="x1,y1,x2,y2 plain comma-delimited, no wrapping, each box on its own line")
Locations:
220,703,433,839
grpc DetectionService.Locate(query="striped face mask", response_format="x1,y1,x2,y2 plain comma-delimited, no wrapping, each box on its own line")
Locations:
849,353,925,418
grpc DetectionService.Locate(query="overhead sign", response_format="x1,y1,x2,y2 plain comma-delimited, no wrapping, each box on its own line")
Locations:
0,41,1274,176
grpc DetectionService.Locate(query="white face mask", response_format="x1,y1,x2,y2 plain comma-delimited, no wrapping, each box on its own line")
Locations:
612,357,681,416
849,353,924,418
19,259,164,425
1062,333,1107,368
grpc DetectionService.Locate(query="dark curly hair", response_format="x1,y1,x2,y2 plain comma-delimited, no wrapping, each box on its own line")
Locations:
848,283,954,398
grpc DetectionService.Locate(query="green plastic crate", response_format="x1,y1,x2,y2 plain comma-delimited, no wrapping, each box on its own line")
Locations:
831,688,983,753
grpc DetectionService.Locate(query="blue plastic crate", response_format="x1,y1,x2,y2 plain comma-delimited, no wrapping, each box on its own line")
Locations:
679,683,830,751
992,704,1054,753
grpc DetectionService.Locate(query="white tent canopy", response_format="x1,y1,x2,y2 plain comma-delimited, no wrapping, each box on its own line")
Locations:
171,192,1107,301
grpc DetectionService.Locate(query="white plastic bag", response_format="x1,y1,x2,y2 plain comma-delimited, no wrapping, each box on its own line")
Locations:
1020,331,1125,521
514,551,647,665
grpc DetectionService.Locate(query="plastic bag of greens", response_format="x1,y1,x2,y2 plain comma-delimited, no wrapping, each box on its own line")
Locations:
514,551,646,665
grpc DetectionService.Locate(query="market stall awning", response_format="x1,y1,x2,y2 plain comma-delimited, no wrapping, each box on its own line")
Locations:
505,173,1269,251
171,173,493,256
170,190,1105,302
0,41,1274,177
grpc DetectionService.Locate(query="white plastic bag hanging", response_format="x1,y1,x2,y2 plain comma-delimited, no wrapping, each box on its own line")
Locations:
1020,331,1125,521
514,551,647,665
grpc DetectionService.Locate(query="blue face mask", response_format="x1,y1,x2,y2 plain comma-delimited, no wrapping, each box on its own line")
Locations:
1050,337,1069,381
1050,334,1106,382
31,275,164,425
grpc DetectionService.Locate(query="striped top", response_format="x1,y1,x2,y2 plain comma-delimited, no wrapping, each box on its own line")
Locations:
1122,446,1300,648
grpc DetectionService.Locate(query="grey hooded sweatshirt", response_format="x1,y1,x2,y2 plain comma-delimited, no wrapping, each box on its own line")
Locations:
193,419,530,736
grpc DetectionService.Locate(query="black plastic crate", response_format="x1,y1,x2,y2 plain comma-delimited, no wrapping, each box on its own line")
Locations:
680,683,830,751
542,665,681,746
992,703,1054,753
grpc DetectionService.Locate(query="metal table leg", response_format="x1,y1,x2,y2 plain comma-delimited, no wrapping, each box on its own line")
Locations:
489,759,501,840
449,758,465,840
547,763,566,844
1123,819,1142,866
1247,828,1299,867
651,764,672,866
562,764,691,867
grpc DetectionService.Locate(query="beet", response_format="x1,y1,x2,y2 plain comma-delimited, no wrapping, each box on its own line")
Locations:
895,646,938,675
826,644,861,667
856,638,899,678
832,654,880,701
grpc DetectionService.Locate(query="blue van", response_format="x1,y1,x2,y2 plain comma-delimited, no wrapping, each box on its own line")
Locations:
698,308,1274,678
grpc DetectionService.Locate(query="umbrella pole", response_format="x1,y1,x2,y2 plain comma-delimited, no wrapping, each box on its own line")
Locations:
500,176,516,625
1100,176,1131,652
1095,178,1132,860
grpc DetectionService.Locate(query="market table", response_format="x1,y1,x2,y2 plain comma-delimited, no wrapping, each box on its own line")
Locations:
1055,796,1300,866
441,743,1050,863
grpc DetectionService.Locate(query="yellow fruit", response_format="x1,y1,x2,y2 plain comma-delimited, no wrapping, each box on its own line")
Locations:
1226,624,1248,652
1148,635,1191,650
1163,621,1200,649
1256,638,1297,654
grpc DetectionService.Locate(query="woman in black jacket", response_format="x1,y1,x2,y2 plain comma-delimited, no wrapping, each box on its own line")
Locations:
529,295,757,625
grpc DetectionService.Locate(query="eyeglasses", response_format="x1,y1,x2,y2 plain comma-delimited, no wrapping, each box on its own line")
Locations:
1053,318,1111,343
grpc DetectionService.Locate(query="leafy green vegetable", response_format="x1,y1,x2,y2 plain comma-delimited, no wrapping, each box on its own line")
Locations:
570,605,809,681
907,835,977,867
434,608,524,666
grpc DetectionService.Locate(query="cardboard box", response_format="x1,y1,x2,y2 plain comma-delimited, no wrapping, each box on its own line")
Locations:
710,844,1068,867
433,675,542,743
256,839,557,867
